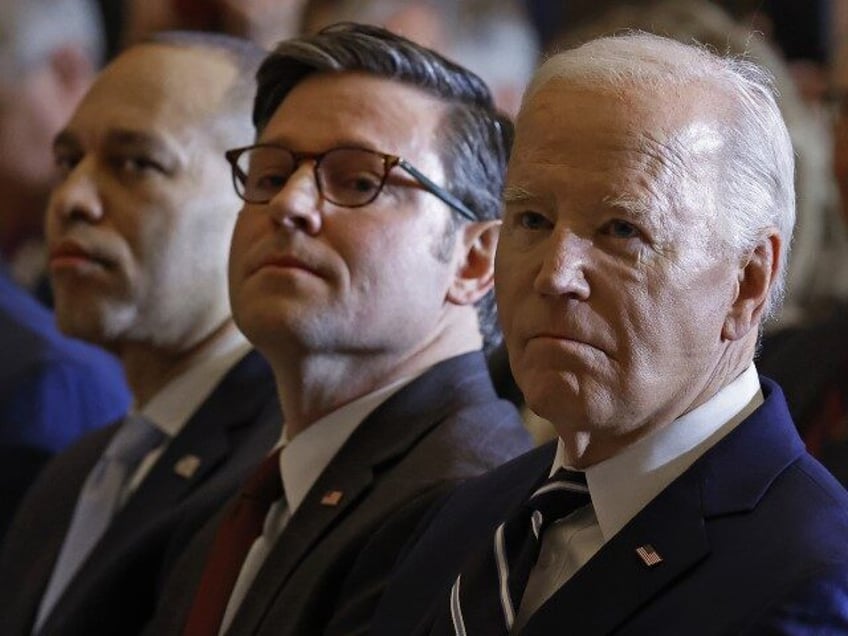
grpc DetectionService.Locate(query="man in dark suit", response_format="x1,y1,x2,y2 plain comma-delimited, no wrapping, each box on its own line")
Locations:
368,33,848,635
145,23,531,636
0,33,280,636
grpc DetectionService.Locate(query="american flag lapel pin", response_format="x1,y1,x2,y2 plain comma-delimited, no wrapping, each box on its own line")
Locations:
173,454,202,479
635,544,663,567
320,490,344,506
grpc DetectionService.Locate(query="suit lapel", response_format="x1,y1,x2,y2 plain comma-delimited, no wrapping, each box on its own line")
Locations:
523,378,805,635
523,468,709,635
42,351,276,632
229,353,491,635
112,351,274,533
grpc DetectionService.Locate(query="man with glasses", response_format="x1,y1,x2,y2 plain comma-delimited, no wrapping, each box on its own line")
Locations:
0,33,282,636
146,23,530,636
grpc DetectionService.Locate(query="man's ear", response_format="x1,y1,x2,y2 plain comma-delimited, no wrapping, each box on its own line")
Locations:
722,230,781,341
446,220,501,306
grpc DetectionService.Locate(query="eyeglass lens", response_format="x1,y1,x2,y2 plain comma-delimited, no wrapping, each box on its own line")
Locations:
234,147,389,206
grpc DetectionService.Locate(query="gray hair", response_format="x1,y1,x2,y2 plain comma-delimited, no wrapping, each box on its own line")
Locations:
254,22,512,351
0,0,105,79
526,32,795,321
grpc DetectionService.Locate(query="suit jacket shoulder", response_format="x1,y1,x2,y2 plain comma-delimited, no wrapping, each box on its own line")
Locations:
0,350,279,636
372,377,848,636
147,351,532,636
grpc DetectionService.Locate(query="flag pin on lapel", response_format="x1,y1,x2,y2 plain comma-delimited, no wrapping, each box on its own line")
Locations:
320,490,344,506
174,454,201,479
635,544,663,567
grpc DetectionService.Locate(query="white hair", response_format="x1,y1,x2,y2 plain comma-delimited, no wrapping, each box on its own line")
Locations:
523,32,795,321
0,0,105,78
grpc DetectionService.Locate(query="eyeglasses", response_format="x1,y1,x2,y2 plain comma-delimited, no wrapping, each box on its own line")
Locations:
224,144,476,222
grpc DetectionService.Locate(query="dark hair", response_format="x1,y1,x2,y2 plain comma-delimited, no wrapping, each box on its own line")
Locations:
253,22,512,351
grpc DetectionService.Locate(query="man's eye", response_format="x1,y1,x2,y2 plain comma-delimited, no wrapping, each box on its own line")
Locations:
337,172,382,195
517,211,552,231
54,153,81,177
254,172,288,190
114,155,162,174
602,219,640,239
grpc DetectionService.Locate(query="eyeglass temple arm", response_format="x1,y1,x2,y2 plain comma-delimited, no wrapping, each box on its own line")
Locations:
397,158,478,222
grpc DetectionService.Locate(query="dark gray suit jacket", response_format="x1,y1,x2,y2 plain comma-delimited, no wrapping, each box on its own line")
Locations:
0,350,279,636
145,351,532,636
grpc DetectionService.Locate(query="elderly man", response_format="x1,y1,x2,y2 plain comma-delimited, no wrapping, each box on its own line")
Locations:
0,33,280,636
369,33,848,635
144,23,530,636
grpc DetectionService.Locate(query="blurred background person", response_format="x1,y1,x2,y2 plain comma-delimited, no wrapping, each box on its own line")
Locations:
0,0,130,541
300,0,539,116
0,0,104,297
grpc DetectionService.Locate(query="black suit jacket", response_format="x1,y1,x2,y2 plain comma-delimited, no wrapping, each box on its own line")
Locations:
0,350,279,636
144,351,532,636
372,378,848,635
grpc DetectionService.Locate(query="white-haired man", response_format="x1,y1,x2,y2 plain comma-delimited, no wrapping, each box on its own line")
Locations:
368,33,848,635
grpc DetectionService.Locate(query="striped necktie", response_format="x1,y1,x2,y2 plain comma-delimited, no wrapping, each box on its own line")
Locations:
35,414,164,632
449,469,590,635
182,447,284,636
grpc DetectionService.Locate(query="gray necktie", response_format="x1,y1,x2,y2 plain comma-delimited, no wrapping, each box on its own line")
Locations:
34,414,165,633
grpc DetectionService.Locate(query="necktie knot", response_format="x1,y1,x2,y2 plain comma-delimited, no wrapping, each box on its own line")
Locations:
527,468,590,535
240,448,283,506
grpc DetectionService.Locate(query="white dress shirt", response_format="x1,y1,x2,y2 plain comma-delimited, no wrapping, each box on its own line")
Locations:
218,375,415,635
120,329,252,504
513,364,763,630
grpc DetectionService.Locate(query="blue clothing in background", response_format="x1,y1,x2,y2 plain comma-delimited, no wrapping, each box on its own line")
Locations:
0,268,130,538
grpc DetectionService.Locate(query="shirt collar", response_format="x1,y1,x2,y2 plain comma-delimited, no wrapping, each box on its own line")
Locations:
139,328,252,438
279,375,414,515
553,363,763,541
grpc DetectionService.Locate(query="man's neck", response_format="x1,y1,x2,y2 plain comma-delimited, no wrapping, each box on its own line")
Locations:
119,319,238,408
272,322,482,439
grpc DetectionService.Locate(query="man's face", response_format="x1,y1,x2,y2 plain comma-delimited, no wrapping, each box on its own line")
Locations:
496,83,741,461
45,45,241,352
229,72,460,361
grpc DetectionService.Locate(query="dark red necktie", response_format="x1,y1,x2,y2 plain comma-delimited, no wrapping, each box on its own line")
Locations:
182,448,283,636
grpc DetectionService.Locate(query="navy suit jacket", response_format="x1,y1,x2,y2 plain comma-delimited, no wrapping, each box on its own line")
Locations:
144,351,532,636
0,350,279,636
373,377,848,635
0,269,130,538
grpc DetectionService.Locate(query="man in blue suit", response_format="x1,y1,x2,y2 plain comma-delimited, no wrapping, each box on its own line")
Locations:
0,33,280,636
369,33,848,635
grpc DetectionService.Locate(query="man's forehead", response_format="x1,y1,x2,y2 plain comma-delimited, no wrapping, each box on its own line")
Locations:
86,44,235,117
260,71,447,154
513,80,725,172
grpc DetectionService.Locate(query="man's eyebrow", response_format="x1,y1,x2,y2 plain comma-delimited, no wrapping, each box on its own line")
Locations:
53,130,81,152
503,185,537,204
104,128,183,171
104,129,171,154
602,194,652,218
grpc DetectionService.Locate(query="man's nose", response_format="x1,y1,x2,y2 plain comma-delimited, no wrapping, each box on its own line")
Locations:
533,227,591,300
48,158,105,226
267,162,323,235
